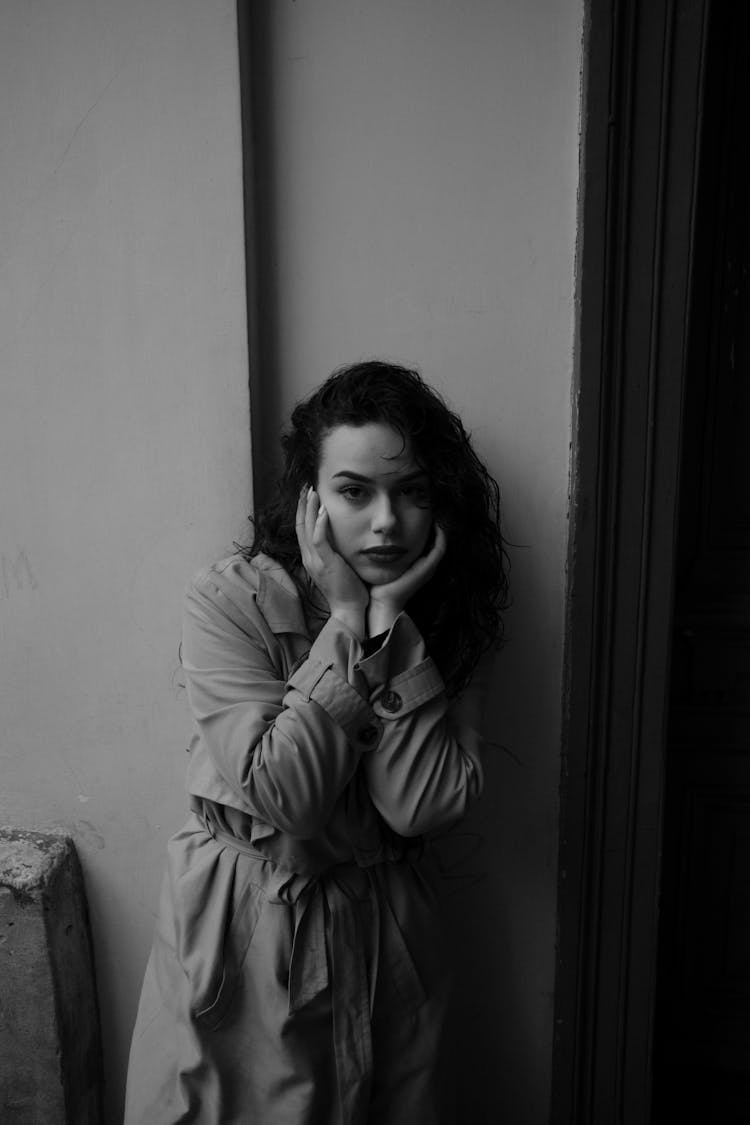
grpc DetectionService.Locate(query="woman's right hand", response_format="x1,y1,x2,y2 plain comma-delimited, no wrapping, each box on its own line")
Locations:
295,487,368,636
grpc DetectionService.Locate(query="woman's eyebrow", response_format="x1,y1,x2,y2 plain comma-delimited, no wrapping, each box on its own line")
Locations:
331,469,428,483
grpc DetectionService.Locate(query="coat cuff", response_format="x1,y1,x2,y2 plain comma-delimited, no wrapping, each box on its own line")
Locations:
355,612,445,717
287,616,383,750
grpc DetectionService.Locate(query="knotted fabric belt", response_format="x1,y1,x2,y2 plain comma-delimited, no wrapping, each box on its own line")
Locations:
198,809,427,1125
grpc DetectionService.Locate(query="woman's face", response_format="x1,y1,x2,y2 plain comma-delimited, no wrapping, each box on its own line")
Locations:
315,422,434,585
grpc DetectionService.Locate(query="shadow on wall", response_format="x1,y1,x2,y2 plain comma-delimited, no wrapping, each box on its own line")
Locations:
439,610,554,1121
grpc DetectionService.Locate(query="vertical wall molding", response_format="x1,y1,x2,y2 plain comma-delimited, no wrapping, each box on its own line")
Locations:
552,0,709,1121
236,0,260,508
237,1,279,508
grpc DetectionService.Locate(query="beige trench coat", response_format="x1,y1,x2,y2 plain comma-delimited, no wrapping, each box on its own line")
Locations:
124,554,489,1125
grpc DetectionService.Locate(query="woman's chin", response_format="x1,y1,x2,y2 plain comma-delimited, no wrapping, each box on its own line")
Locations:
354,558,410,585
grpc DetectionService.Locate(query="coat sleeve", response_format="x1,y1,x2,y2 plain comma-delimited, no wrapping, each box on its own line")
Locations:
181,573,386,838
356,614,494,838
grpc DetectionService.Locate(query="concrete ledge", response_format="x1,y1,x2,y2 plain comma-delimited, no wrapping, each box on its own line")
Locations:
0,828,103,1124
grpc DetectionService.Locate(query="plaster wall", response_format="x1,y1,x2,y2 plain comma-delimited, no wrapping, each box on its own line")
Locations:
1,0,580,1120
0,2,250,1120
250,2,582,1120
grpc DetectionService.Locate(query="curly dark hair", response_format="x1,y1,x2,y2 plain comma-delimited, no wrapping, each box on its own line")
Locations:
244,360,509,696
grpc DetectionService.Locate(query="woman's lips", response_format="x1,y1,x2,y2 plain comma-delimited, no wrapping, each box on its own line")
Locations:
360,547,407,561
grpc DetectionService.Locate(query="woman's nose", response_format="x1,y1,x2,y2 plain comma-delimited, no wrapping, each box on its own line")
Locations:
371,494,398,534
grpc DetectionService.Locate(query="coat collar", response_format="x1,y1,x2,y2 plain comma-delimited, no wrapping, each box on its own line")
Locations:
252,553,323,638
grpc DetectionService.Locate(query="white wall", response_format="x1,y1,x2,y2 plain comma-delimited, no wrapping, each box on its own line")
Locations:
252,1,582,1120
0,2,250,1120
1,0,580,1120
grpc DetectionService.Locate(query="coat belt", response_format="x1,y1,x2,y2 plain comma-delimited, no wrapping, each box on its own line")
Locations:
199,810,427,1125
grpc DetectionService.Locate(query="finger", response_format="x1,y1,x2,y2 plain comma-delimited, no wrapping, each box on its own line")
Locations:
311,502,327,547
428,524,448,566
405,525,447,586
295,487,307,532
295,488,311,555
420,525,447,581
305,487,320,545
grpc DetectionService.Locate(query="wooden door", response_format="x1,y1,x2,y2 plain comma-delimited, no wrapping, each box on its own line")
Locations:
652,3,750,1120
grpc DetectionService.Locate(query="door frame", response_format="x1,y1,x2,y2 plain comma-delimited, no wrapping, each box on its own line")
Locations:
551,0,710,1120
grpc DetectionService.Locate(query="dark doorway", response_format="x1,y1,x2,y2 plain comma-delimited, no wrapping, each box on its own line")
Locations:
651,3,750,1120
552,1,710,1121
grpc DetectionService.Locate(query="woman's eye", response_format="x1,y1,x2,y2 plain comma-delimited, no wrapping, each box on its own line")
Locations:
400,485,430,504
340,486,365,502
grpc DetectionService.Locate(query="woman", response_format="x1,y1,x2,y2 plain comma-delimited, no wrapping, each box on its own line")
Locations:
124,360,508,1125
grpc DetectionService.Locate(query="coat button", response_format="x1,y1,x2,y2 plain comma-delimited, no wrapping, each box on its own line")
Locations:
358,723,379,746
380,689,403,713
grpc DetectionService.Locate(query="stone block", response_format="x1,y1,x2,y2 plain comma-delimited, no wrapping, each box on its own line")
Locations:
0,828,103,1125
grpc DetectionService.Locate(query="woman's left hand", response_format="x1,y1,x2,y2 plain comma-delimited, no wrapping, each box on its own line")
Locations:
367,525,447,636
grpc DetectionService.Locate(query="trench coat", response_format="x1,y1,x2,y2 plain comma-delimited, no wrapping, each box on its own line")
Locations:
124,552,489,1125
